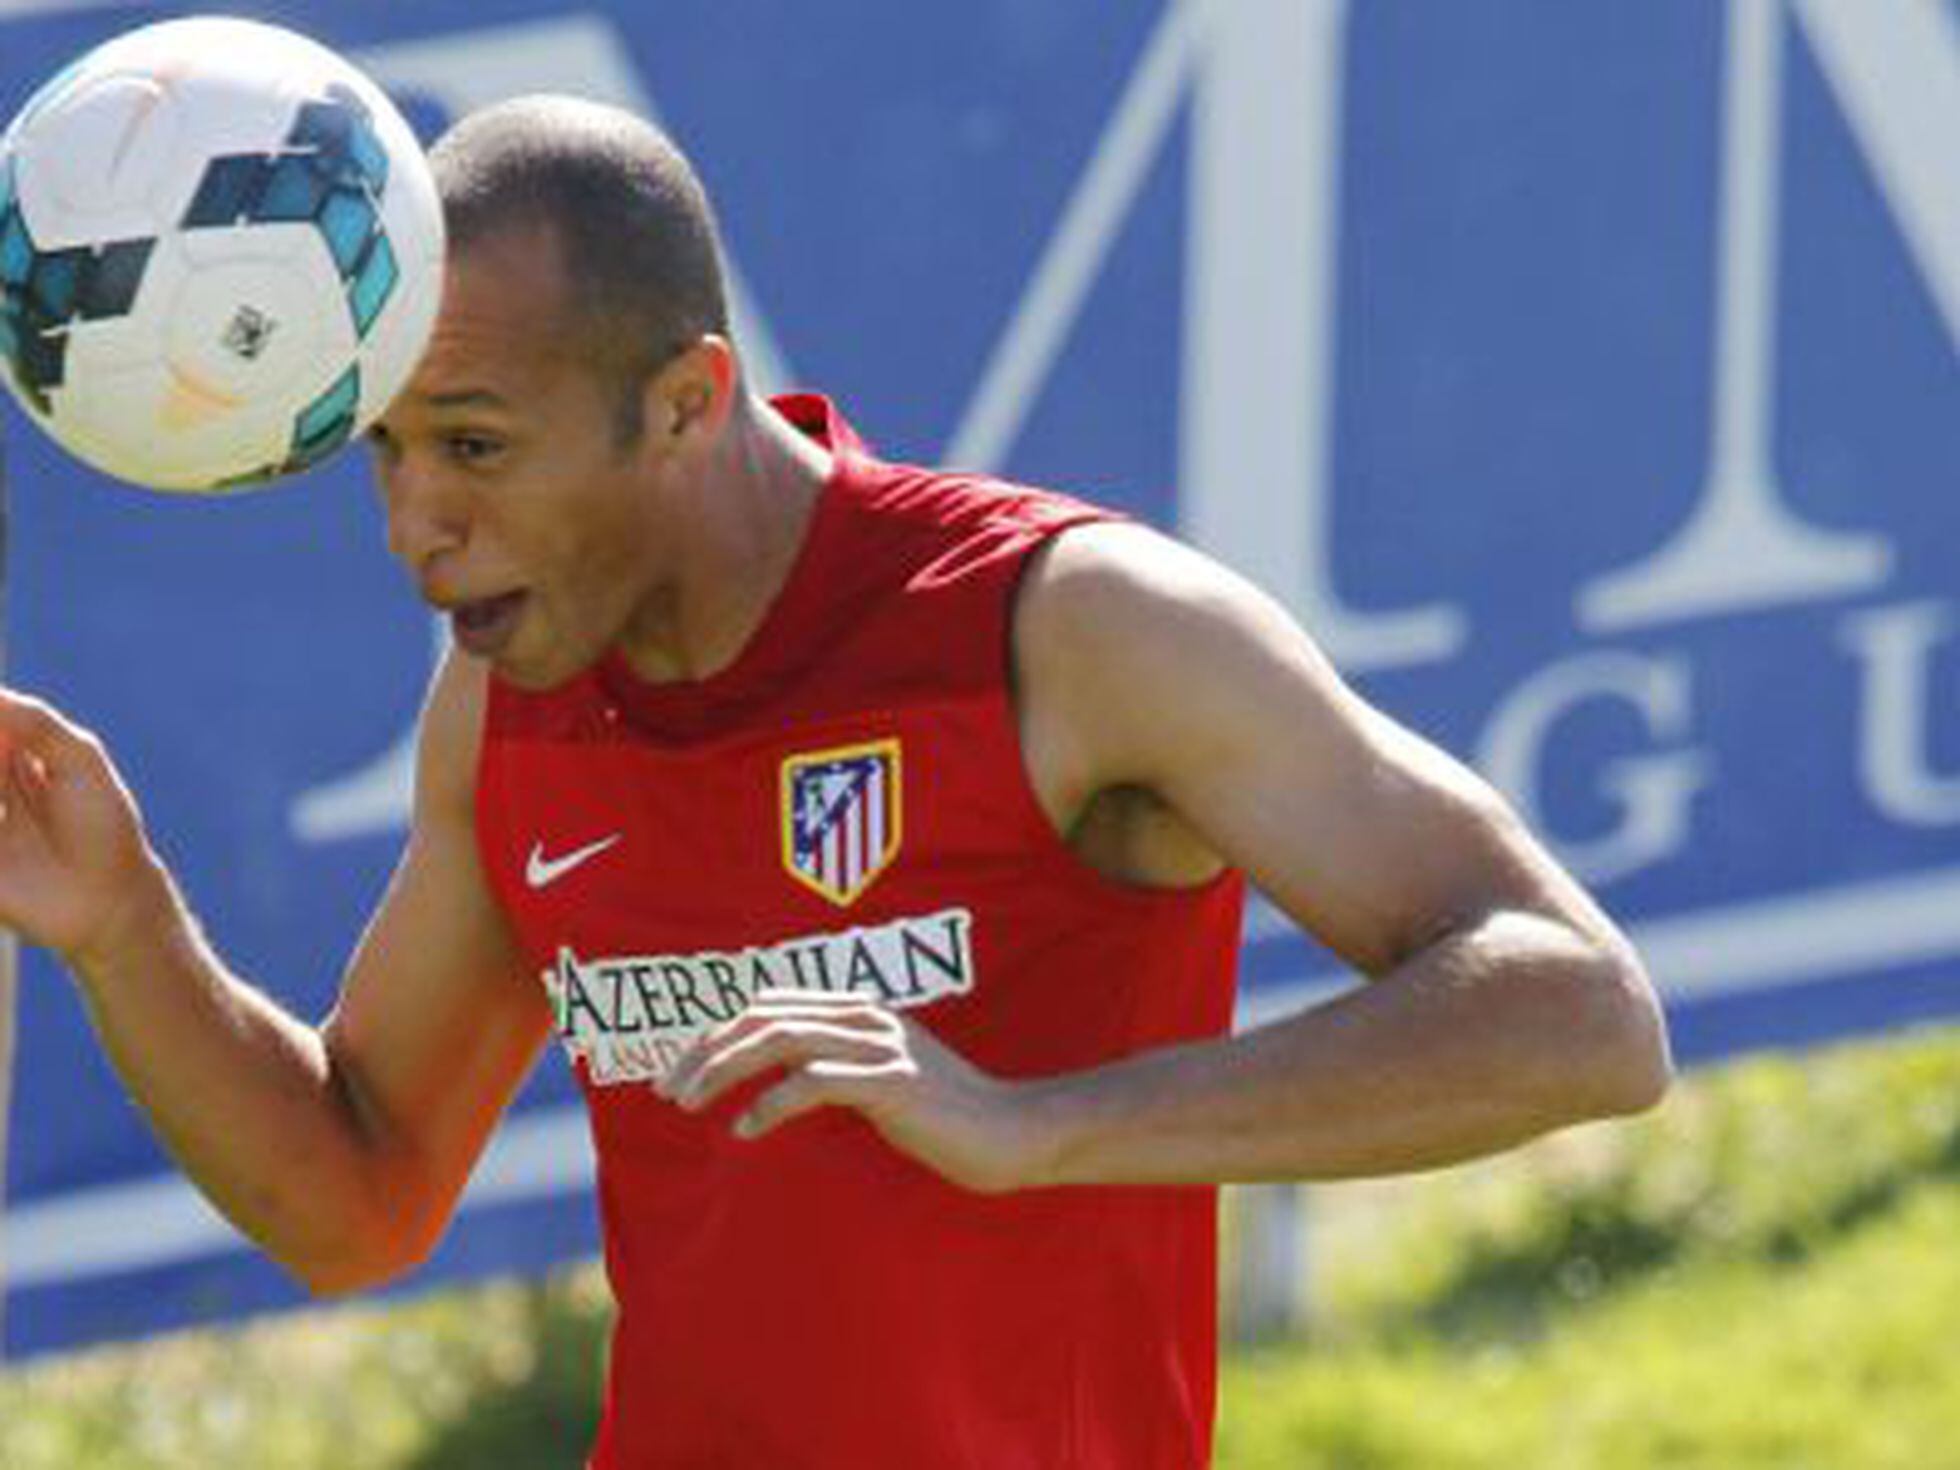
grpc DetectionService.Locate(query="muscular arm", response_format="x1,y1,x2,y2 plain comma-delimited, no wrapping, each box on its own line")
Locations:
0,654,548,1290
1000,523,1671,1185
667,523,1670,1190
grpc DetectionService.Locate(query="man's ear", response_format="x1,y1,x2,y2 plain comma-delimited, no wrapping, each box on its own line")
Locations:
642,335,738,452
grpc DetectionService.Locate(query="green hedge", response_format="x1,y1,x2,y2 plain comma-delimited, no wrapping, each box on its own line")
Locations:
5,1023,1958,1468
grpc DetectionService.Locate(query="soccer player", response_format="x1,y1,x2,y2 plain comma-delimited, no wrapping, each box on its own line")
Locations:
0,97,1669,1467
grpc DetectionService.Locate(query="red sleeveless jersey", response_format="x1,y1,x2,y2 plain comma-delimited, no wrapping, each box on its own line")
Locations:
476,396,1245,1468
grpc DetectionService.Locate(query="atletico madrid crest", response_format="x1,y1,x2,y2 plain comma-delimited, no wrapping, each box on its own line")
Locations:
781,739,903,906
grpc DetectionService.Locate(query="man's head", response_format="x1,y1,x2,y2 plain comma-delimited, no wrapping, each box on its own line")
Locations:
371,97,741,689
429,95,731,443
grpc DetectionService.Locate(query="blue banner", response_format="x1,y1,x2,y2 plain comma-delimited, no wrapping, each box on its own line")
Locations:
3,0,1957,1357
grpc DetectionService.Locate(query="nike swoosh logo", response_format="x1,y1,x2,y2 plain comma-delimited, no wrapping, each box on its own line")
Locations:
525,833,623,889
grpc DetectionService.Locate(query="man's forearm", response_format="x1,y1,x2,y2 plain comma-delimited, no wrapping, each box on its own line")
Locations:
67,861,407,1291
1021,911,1670,1188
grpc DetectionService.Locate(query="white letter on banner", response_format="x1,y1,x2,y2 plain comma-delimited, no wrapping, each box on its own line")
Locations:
1580,0,1896,632
1180,0,1466,672
1478,652,1711,885
1841,600,1960,827
1793,0,1960,348
291,16,796,843
947,0,1211,473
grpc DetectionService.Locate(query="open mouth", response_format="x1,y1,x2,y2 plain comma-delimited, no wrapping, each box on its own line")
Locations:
449,591,527,658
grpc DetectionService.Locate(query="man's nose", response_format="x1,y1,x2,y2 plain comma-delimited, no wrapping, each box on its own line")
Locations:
382,459,468,576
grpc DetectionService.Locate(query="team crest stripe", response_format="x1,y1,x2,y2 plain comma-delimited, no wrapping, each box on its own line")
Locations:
780,738,903,906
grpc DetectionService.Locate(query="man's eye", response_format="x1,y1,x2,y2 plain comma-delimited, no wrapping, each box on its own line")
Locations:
447,433,502,463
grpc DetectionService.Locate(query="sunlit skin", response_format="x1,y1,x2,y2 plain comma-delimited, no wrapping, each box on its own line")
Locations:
368,222,831,692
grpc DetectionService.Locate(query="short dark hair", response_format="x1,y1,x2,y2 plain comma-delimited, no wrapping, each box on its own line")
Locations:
429,96,731,442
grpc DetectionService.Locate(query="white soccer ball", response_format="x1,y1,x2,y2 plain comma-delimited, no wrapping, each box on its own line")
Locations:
0,17,443,492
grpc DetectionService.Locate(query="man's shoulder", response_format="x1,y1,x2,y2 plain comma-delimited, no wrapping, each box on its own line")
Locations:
414,651,490,819
1015,521,1233,648
1012,520,1332,776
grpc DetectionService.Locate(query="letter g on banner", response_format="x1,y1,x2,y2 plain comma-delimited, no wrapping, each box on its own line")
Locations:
1478,651,1712,886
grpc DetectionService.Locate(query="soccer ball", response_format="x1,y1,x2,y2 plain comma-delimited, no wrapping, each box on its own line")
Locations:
0,17,443,492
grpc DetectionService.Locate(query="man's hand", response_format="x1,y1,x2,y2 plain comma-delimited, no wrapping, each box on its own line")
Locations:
0,688,169,972
660,991,1051,1194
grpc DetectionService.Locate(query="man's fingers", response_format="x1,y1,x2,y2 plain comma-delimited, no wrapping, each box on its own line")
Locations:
0,689,99,779
749,987,888,1010
660,992,894,1098
0,744,54,831
0,689,67,744
733,1070,827,1140
666,1018,893,1112
10,748,54,816
734,1056,915,1140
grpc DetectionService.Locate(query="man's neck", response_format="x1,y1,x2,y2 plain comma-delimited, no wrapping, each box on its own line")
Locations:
616,398,833,684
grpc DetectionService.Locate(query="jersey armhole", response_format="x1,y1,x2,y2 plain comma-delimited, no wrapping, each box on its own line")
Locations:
996,518,1243,908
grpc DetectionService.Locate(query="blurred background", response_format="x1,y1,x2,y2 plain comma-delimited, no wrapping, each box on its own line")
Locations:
1,1,1957,1464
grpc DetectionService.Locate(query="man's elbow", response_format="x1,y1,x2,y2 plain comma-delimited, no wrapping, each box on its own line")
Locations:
1567,948,1673,1120
296,1236,429,1300
281,1197,447,1299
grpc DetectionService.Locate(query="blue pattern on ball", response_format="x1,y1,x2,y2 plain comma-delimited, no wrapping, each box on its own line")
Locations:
0,159,156,415
179,83,400,344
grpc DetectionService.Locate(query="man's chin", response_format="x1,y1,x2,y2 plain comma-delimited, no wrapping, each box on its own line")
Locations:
472,636,601,694
475,652,561,691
